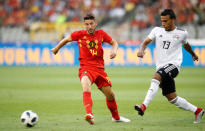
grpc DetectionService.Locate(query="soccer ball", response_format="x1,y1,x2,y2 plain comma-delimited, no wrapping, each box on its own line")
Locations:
20,110,38,127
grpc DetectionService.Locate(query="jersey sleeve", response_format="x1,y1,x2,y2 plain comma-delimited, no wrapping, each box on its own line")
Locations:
182,30,188,44
70,31,81,41
147,27,158,40
101,30,112,43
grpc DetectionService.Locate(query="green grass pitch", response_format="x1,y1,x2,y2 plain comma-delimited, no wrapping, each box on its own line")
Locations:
0,67,205,131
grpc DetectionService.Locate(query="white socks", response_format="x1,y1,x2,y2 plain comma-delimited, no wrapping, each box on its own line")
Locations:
170,96,197,113
142,79,197,113
143,79,160,107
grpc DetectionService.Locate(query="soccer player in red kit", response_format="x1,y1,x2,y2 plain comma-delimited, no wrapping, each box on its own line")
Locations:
51,14,130,125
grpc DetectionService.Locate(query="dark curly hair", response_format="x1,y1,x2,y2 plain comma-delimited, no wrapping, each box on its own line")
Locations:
161,9,176,19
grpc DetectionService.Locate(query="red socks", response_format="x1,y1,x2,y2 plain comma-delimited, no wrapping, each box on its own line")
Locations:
195,108,203,115
106,98,120,120
83,92,93,115
83,92,120,120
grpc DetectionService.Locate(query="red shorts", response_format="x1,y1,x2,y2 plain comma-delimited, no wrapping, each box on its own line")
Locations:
78,67,112,89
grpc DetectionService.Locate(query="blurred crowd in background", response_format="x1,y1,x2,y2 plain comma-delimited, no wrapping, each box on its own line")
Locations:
1,0,205,28
0,0,205,43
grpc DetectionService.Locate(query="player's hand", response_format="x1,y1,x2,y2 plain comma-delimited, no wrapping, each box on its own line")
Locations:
110,50,117,59
192,54,198,61
137,50,145,58
51,48,59,55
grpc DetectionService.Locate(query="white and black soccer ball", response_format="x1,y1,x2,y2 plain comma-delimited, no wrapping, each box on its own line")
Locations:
20,110,38,127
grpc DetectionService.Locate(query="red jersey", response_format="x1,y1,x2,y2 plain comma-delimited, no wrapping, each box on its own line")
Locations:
71,29,112,69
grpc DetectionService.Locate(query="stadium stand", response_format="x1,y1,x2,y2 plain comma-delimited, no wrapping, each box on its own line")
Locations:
0,0,205,43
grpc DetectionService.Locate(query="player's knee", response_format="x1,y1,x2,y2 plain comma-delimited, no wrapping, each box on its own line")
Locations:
167,97,175,102
166,92,177,102
81,76,91,92
153,73,162,82
169,96,178,104
82,86,91,92
81,81,91,92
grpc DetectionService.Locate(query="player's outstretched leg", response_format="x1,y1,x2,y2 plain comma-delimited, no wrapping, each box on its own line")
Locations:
85,114,94,125
194,108,204,124
134,104,146,116
170,96,204,123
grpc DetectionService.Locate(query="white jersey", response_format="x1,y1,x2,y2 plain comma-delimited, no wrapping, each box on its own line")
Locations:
148,27,188,71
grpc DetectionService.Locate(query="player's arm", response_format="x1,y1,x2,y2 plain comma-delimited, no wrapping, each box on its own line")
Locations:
108,39,118,59
182,42,198,61
51,36,73,55
137,38,152,58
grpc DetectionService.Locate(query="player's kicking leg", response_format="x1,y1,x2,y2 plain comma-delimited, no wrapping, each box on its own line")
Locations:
101,86,130,122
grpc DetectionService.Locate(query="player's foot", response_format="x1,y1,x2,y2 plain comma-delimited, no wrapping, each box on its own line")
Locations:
194,108,204,124
112,116,131,122
134,104,146,116
85,114,94,125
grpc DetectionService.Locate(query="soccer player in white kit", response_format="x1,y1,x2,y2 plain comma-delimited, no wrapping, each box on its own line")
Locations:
135,9,204,123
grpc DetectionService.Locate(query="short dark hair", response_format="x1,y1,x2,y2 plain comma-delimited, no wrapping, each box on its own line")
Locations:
161,9,176,19
84,14,95,21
